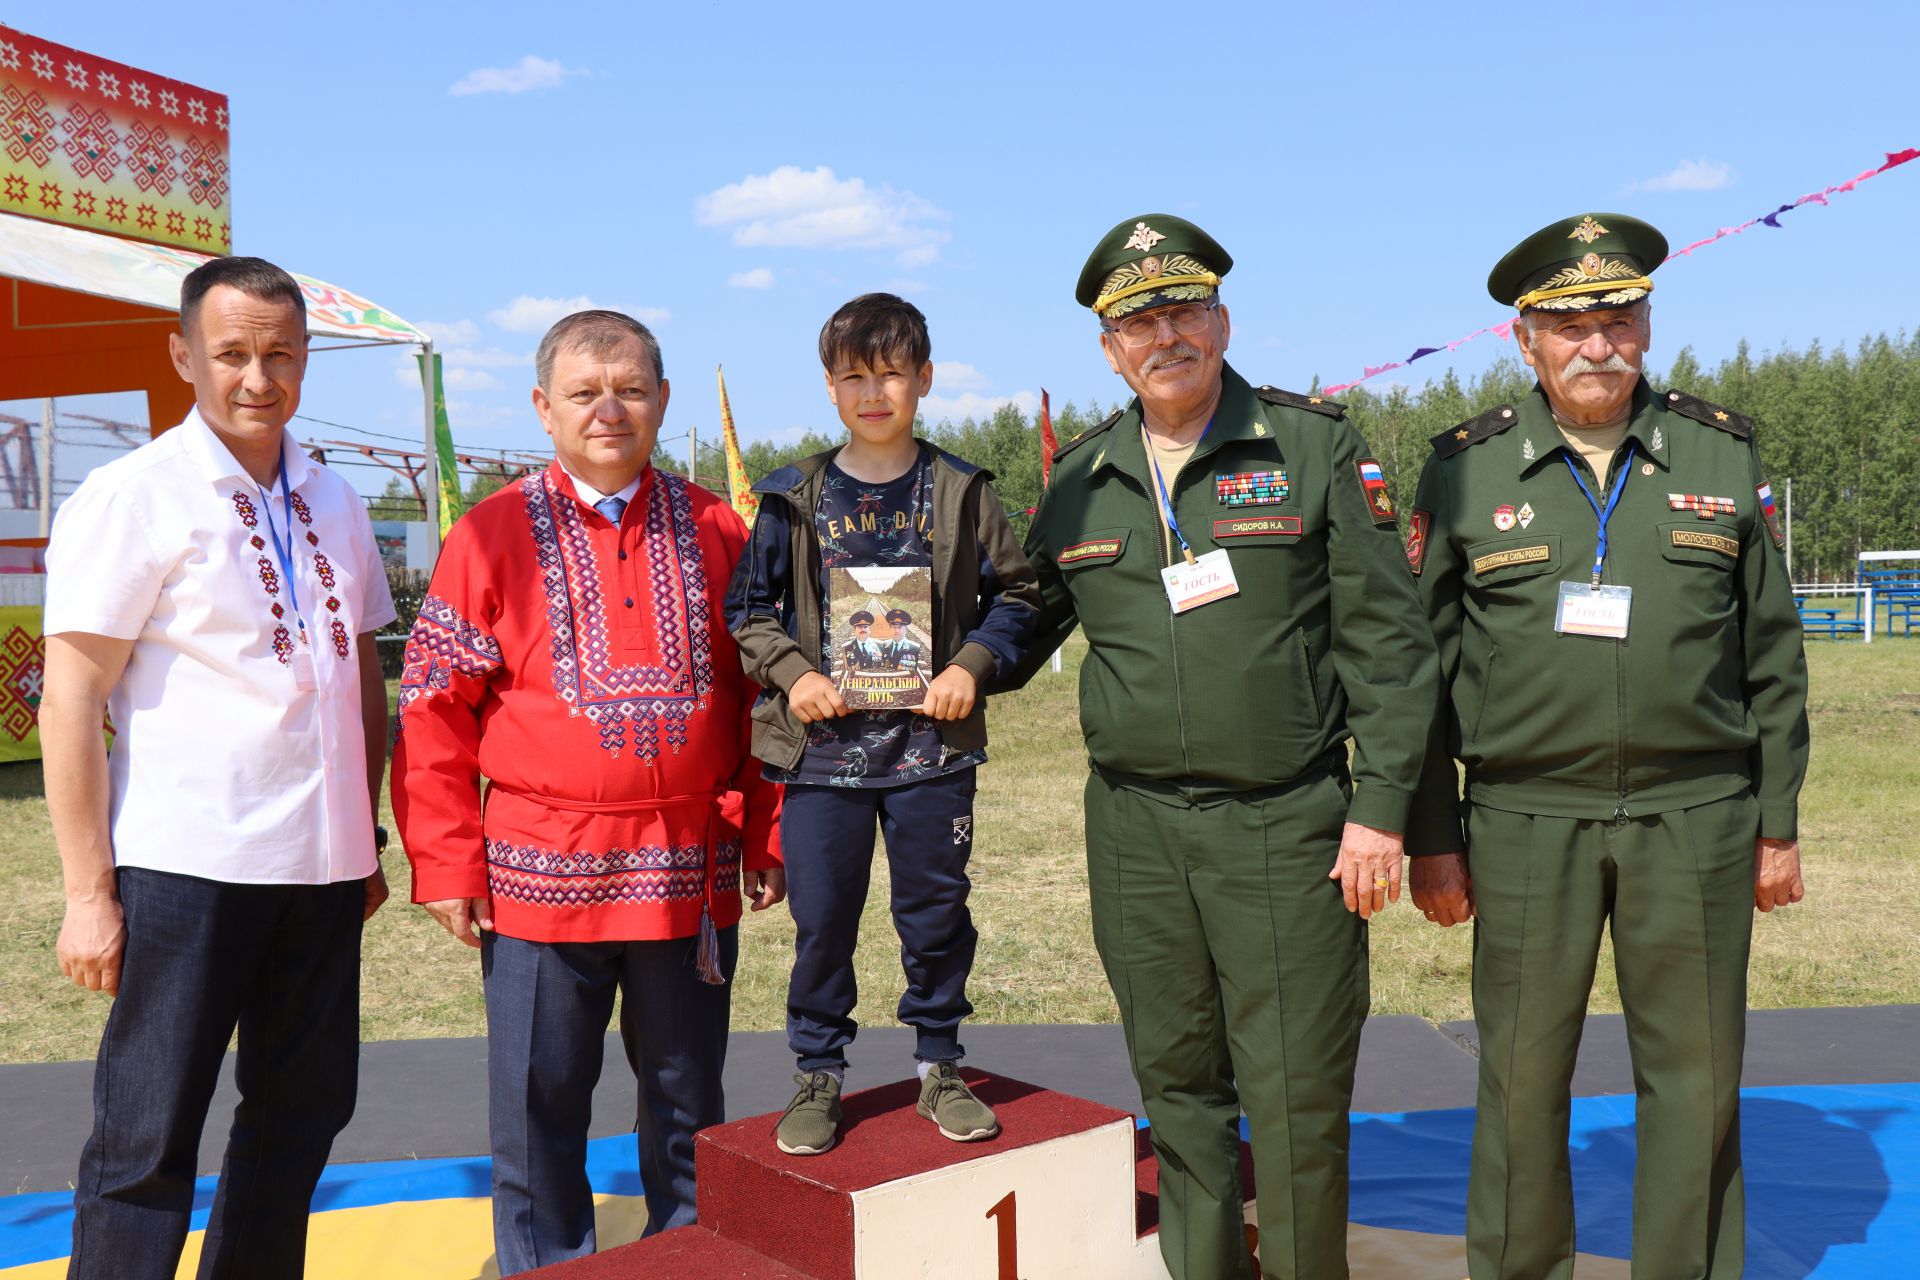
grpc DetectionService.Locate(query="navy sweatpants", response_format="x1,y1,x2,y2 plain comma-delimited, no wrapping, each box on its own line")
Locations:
782,768,978,1070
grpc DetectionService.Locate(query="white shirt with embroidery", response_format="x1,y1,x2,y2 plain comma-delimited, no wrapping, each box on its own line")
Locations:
43,409,397,885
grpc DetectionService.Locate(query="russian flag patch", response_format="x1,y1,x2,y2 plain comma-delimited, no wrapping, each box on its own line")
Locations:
1757,480,1784,549
1355,458,1395,525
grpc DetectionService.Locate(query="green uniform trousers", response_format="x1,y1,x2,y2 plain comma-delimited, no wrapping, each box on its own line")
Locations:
1086,766,1365,1280
1465,793,1758,1280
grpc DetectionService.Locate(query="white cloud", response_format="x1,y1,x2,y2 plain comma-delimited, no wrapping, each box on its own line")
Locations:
449,55,586,97
444,399,527,430
695,165,949,264
1628,159,1735,193
450,346,533,369
415,318,482,347
393,362,507,392
415,319,529,369
934,362,991,393
486,295,669,332
919,389,1040,425
443,367,502,391
727,267,775,289
487,295,594,332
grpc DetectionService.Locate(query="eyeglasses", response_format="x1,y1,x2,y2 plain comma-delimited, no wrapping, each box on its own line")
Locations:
1102,300,1219,349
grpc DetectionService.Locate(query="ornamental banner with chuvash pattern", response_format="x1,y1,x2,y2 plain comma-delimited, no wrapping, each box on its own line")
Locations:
0,27,231,253
0,605,45,762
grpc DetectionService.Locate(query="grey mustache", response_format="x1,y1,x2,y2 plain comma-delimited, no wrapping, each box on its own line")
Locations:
1142,343,1203,374
1565,353,1636,376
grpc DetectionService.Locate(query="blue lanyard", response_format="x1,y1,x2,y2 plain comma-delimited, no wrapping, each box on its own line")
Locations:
1144,419,1211,563
258,460,306,634
1563,443,1634,588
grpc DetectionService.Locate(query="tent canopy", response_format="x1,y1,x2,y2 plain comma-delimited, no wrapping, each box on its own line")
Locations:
0,210,430,436
0,211,429,345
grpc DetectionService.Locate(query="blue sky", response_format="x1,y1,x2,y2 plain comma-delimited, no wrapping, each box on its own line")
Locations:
13,1,1920,490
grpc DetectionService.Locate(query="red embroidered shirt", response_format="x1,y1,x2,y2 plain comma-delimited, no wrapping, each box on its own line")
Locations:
391,464,781,944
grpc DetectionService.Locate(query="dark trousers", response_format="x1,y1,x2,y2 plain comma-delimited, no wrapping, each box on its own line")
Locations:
1086,768,1364,1280
482,927,737,1276
1465,794,1757,1280
782,768,978,1070
69,867,365,1280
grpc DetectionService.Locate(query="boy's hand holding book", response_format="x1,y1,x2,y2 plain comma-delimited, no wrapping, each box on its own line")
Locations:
789,670,850,723
921,665,978,721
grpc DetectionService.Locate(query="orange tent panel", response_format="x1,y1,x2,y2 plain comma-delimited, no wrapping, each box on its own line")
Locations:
1,280,193,438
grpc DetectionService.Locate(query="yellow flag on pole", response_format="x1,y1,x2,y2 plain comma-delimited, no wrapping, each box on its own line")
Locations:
716,365,759,524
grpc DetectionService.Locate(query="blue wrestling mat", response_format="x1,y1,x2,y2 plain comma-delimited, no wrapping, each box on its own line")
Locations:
1343,1082,1920,1277
4,1082,1915,1276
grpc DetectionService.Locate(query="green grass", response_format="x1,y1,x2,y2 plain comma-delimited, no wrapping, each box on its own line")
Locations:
2,638,1915,1063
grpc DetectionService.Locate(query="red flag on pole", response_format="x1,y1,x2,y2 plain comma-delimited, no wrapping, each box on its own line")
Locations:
1038,389,1057,488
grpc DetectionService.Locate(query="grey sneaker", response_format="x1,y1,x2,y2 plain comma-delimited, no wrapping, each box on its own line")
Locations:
775,1071,843,1155
916,1062,999,1142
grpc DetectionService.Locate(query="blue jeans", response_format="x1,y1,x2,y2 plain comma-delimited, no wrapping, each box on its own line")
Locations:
481,927,737,1276
781,768,978,1071
69,867,365,1280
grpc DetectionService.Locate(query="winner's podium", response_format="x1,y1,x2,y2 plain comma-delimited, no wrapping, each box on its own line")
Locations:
527,1070,1243,1278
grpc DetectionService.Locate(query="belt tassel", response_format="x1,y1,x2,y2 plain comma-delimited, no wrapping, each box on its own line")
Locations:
695,904,725,986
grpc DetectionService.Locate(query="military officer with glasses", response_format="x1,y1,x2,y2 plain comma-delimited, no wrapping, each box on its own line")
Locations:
1406,213,1809,1280
995,214,1440,1279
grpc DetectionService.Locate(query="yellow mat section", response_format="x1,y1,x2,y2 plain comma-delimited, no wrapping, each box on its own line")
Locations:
0,1194,647,1280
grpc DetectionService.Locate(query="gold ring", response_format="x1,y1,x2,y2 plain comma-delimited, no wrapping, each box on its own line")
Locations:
1373,877,1389,889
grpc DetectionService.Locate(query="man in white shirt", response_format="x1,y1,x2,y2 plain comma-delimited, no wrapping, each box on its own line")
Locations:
40,256,394,1280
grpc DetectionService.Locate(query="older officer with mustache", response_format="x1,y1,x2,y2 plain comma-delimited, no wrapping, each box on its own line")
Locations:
999,215,1440,1279
1406,214,1809,1280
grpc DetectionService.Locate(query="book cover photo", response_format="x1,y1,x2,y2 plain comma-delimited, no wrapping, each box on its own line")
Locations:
826,565,935,711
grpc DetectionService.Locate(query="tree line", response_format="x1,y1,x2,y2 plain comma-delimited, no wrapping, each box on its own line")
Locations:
1332,333,1920,583
695,334,1919,583
384,331,1918,584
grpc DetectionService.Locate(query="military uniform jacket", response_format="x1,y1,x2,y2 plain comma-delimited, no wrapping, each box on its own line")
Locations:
1404,380,1809,855
1000,364,1439,833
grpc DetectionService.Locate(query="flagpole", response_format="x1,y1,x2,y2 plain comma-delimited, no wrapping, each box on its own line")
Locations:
420,341,438,555
37,398,54,539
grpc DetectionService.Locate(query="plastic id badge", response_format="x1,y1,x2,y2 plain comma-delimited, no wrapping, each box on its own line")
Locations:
291,651,318,691
1160,548,1240,614
1555,582,1632,639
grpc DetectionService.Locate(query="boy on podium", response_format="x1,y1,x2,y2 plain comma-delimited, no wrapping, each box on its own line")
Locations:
726,293,1039,1154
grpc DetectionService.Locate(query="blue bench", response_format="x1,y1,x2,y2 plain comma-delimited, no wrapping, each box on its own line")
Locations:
1858,568,1920,636
1794,600,1865,639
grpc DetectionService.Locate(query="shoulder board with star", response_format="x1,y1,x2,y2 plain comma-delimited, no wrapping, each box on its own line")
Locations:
1662,389,1752,438
1052,409,1122,464
1255,386,1346,419
1430,404,1518,458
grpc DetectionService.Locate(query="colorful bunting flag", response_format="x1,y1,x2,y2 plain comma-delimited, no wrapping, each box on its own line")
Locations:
1038,389,1057,488
716,365,759,525
1320,147,1916,396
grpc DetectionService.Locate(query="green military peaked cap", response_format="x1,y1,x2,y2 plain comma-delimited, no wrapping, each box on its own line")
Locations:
1487,213,1669,313
1076,214,1233,317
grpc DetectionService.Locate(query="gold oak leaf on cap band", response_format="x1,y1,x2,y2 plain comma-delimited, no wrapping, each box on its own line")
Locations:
1487,213,1669,315
1076,213,1235,316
